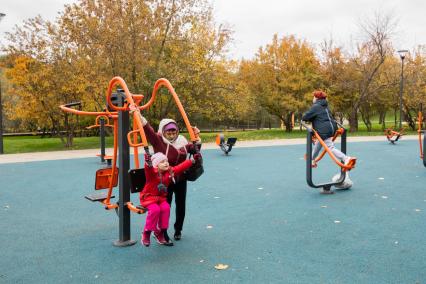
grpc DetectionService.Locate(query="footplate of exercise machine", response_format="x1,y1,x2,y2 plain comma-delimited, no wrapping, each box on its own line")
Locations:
85,192,115,202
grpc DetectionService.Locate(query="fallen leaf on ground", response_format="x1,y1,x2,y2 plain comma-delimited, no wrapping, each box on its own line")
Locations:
214,264,229,270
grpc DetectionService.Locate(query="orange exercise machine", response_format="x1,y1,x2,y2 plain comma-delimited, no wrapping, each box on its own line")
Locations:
87,114,114,164
60,76,199,246
384,127,404,144
215,133,237,155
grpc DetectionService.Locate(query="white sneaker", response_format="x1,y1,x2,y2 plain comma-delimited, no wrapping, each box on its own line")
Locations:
344,157,351,165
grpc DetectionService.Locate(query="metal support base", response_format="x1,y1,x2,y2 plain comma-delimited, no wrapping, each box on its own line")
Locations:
320,186,334,194
113,239,137,247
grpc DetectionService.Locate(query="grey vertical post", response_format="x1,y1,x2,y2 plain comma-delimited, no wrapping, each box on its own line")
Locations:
399,58,404,130
423,130,426,167
100,118,106,163
0,13,5,154
341,129,347,155
113,93,136,247
0,79,3,154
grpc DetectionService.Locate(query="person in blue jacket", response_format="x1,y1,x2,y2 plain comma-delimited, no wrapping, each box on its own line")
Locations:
302,90,355,168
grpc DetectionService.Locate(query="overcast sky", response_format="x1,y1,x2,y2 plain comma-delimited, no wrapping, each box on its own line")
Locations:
1,0,425,59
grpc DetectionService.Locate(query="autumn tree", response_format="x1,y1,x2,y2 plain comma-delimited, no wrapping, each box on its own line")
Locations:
344,12,395,132
3,0,235,145
240,34,321,132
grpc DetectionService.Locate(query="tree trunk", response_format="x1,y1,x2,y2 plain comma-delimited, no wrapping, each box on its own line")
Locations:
349,110,358,132
283,113,293,132
379,110,386,130
404,104,415,130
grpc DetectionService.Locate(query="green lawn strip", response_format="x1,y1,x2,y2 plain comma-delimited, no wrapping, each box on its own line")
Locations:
2,126,418,154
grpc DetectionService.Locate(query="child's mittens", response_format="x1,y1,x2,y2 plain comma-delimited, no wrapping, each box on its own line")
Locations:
191,153,202,164
144,153,152,167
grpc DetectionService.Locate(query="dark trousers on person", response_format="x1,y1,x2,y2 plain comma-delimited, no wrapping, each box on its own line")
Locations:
167,179,187,234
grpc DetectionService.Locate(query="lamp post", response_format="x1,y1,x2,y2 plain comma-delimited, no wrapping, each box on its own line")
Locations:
0,12,5,154
397,49,408,130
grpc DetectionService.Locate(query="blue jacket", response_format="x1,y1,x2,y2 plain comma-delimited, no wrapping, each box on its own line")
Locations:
302,99,337,139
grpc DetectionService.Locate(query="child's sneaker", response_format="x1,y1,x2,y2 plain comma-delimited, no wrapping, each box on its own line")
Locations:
141,231,151,247
153,231,167,245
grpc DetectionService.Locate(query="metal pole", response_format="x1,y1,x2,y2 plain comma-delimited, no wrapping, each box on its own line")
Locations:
113,93,136,247
399,56,405,130
399,57,404,130
0,78,3,154
0,13,5,154
100,118,105,163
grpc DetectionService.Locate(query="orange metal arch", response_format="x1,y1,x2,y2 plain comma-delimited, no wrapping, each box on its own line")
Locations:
86,115,114,129
138,78,197,142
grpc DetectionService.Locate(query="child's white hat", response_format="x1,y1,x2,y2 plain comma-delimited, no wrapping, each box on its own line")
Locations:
151,152,168,168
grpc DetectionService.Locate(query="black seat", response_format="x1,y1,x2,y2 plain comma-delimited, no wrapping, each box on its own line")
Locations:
128,168,146,193
226,137,237,146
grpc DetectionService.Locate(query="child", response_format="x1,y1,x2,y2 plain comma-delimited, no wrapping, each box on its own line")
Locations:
140,152,200,247
302,90,356,167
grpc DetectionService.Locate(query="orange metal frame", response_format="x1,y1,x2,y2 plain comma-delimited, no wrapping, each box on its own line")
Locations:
86,115,114,129
384,128,404,142
60,76,197,214
310,127,355,172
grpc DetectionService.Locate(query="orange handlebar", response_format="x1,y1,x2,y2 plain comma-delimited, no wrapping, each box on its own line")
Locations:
140,78,197,142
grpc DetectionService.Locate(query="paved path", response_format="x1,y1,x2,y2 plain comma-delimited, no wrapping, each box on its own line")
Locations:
0,135,420,164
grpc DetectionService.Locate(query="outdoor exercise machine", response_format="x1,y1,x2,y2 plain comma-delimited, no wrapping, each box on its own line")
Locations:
86,114,114,164
60,76,199,247
417,111,426,167
301,121,356,194
384,127,404,144
215,133,237,155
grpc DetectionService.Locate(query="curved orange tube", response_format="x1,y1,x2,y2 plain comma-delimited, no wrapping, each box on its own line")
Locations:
86,115,114,129
59,105,111,117
101,116,119,209
126,202,146,214
311,128,355,171
104,76,148,147
314,128,344,163
139,78,197,142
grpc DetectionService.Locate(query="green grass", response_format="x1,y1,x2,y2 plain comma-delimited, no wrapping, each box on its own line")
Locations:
2,124,419,154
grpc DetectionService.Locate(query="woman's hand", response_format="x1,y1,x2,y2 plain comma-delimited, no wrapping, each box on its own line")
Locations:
192,126,201,141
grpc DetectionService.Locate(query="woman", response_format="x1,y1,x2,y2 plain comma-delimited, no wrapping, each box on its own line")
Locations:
132,108,201,245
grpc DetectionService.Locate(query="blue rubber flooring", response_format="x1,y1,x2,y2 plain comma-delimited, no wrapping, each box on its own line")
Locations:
0,140,425,283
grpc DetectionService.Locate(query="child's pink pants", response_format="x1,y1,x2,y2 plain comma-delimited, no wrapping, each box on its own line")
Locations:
143,201,170,232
